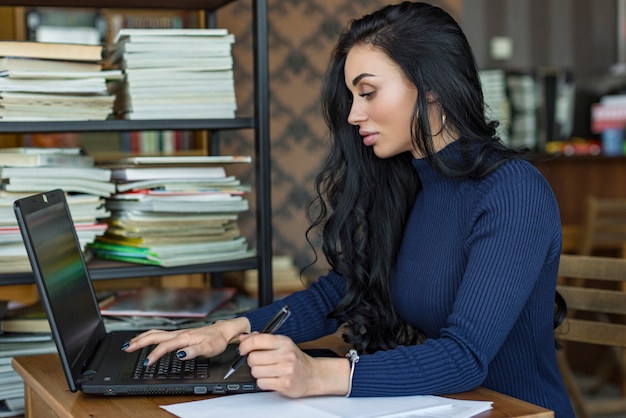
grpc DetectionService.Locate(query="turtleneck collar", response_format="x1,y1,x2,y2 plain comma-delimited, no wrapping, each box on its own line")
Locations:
411,139,464,187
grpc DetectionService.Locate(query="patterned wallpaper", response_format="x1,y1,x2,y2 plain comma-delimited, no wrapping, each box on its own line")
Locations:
217,0,460,272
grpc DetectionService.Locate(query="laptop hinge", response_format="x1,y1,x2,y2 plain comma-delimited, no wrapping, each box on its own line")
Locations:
82,335,111,376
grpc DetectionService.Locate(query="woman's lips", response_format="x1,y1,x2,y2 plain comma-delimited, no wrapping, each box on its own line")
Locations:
360,131,378,146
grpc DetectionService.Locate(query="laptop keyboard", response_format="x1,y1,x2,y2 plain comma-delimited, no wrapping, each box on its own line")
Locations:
133,345,210,380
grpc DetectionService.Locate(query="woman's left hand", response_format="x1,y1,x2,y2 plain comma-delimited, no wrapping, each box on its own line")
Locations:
238,332,350,398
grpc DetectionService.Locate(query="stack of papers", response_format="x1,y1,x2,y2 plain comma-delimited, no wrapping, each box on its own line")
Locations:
0,42,121,121
107,28,238,119
160,391,493,418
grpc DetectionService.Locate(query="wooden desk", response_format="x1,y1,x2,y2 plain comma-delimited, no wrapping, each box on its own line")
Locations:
12,353,553,418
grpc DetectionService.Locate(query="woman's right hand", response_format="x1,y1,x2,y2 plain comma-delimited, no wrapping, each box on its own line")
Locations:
122,316,251,366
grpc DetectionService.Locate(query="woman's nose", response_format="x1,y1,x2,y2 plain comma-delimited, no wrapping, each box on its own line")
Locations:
347,102,365,126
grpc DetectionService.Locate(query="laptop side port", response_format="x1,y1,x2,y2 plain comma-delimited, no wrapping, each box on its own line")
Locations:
212,385,226,394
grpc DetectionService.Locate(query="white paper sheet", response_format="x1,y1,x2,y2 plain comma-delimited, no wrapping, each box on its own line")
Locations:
160,391,492,418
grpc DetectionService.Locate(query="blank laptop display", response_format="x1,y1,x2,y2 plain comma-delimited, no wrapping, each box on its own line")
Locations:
14,189,259,396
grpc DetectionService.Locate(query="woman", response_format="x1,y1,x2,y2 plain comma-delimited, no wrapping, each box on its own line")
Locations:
124,2,574,416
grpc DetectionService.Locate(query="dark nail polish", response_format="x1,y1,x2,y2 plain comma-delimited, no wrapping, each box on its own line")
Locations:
177,351,187,359
142,359,149,367
121,340,130,351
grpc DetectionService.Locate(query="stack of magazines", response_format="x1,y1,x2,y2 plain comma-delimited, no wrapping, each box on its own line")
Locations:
0,41,122,121
0,147,111,273
90,155,255,267
107,28,237,120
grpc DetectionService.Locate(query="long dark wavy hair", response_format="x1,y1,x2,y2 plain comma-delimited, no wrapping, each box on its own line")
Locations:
305,1,567,354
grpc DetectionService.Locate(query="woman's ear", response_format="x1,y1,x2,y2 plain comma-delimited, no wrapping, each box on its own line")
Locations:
426,90,438,103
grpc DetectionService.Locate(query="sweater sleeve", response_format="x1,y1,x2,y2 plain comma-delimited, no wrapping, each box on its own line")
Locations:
349,162,562,396
242,270,346,343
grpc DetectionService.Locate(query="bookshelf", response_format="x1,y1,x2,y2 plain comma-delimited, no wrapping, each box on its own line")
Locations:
0,0,273,307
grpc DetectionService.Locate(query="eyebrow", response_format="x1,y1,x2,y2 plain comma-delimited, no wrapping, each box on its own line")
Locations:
352,73,375,86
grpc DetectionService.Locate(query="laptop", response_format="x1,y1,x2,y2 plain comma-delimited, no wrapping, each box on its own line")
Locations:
13,189,259,396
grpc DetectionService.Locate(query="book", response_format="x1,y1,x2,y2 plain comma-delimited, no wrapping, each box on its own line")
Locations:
105,193,248,212
0,57,102,72
123,68,233,81
117,41,232,55
0,152,94,167
113,27,231,43
126,108,236,120
100,287,236,318
113,176,241,193
0,41,103,62
2,177,116,197
118,155,252,165
0,107,112,121
0,69,123,80
90,233,254,267
127,80,233,93
0,302,49,334
0,166,112,182
0,146,82,155
0,223,107,240
0,77,109,94
103,231,240,247
103,216,238,240
120,56,233,70
0,194,96,208
123,90,235,103
108,211,238,223
107,43,232,68
110,165,226,181
0,92,116,110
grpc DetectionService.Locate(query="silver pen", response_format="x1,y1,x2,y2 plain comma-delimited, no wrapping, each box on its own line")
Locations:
223,305,292,379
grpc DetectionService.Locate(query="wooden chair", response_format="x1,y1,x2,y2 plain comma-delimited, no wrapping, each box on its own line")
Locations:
556,254,626,418
578,195,626,257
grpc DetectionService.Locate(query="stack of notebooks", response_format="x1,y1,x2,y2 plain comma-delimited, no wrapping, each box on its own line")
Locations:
0,41,123,121
0,147,111,273
0,298,55,418
107,28,237,120
0,338,56,417
90,155,255,267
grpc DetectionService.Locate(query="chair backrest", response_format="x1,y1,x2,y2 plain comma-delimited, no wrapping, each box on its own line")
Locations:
578,195,626,256
556,254,626,348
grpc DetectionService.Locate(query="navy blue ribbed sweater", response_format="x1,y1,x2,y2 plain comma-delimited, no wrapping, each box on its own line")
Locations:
243,144,575,417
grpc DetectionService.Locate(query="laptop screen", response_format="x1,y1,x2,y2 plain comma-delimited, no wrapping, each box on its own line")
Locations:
15,190,104,374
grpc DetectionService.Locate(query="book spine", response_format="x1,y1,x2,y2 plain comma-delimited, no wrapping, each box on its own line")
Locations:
37,154,95,167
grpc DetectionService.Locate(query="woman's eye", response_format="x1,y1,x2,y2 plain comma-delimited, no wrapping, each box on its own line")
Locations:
359,91,374,98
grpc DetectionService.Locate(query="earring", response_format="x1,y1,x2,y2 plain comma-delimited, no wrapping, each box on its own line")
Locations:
441,113,447,126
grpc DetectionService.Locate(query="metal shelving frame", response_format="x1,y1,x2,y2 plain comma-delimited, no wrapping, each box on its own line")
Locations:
0,0,273,307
